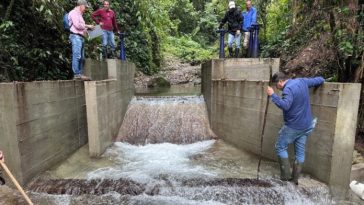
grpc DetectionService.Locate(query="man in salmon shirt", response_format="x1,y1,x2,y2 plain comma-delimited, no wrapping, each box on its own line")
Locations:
92,0,120,59
68,0,95,80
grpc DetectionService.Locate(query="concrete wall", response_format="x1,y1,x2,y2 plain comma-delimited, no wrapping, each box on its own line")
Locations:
85,60,135,157
202,58,279,121
84,59,108,81
205,58,280,81
202,59,362,197
0,59,136,184
0,81,87,184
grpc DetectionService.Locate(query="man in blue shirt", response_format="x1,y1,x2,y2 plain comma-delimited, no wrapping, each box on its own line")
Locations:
241,1,257,55
266,72,324,185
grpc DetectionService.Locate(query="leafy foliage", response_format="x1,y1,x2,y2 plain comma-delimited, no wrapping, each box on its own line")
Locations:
0,0,220,80
164,36,215,65
0,0,72,81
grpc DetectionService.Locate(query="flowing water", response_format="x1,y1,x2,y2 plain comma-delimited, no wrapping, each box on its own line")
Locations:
117,96,216,144
26,140,333,205
0,94,339,204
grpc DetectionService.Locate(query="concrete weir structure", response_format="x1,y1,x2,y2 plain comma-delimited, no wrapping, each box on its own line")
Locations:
202,58,362,197
0,59,135,185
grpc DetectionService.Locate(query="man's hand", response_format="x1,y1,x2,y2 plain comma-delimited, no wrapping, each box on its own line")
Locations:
0,151,4,163
87,24,95,30
267,86,274,96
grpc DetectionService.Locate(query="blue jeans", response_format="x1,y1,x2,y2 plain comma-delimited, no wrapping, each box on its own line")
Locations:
102,30,116,51
275,118,317,163
227,33,241,48
69,34,85,76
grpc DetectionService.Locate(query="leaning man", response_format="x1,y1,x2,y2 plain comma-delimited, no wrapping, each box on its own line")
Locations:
266,72,324,185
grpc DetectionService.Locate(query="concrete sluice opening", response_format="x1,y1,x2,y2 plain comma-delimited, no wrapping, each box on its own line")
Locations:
22,96,334,204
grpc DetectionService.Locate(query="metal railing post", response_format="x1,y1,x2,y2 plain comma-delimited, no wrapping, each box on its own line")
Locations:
216,29,226,58
119,32,127,61
251,24,260,58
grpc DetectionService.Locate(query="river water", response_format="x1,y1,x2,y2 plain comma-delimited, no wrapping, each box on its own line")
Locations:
26,140,334,205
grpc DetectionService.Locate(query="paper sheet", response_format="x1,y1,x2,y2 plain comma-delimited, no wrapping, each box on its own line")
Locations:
87,25,103,40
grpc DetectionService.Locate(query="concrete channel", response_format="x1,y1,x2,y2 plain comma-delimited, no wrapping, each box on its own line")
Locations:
0,58,362,204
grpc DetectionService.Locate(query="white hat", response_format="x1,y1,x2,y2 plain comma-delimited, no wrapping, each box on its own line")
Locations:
228,1,235,9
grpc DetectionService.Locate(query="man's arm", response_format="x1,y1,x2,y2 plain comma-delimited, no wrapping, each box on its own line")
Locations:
219,12,228,28
238,12,243,26
70,12,86,30
112,10,119,32
304,77,324,88
251,7,257,24
270,88,294,111
91,9,101,24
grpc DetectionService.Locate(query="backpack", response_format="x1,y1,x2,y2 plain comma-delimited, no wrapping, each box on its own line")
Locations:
63,13,72,32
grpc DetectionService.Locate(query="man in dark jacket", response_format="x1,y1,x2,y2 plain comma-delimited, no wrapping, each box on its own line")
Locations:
219,1,243,58
266,72,324,185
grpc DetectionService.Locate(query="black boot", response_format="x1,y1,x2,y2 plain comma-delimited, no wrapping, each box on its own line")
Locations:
102,46,107,59
244,48,249,58
278,158,291,181
111,50,117,59
228,47,233,58
235,48,240,58
291,161,303,185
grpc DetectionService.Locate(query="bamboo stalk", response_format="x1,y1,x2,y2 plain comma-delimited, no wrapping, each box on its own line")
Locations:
0,161,34,205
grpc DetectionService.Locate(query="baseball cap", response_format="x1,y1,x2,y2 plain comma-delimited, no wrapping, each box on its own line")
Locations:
228,1,235,9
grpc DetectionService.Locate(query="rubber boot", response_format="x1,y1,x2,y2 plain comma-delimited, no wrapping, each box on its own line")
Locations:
291,161,303,185
111,50,117,59
235,48,240,58
278,158,291,181
228,47,233,58
245,49,250,58
102,46,107,59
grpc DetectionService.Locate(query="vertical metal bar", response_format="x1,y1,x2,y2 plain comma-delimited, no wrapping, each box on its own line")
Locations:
216,29,226,58
119,33,126,61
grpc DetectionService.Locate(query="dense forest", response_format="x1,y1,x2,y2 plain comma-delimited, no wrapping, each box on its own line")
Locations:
0,0,363,136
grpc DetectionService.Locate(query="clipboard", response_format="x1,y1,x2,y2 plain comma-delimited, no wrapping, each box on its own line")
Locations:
87,25,103,40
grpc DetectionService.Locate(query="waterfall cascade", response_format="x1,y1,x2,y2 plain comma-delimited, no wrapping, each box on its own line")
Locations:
117,96,216,144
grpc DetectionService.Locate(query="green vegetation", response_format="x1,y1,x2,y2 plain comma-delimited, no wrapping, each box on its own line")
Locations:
0,0,363,84
0,0,363,137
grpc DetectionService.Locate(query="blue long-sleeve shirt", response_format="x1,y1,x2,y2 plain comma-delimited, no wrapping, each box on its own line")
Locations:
271,77,324,130
242,7,257,32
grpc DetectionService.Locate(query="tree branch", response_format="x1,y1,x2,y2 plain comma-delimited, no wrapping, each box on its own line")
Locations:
4,0,16,21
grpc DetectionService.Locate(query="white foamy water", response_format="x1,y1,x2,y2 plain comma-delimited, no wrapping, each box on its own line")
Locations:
87,140,217,183
27,140,337,205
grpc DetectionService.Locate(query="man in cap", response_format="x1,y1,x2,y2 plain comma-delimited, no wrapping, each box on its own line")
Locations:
219,1,243,58
68,0,95,80
92,0,120,59
266,72,324,185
